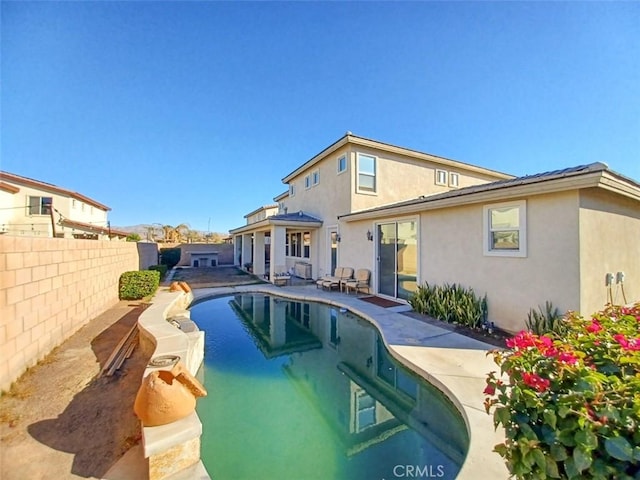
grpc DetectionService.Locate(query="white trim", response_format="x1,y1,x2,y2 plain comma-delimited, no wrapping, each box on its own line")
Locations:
449,172,460,188
337,155,347,174
435,169,448,186
483,200,527,257
357,153,377,194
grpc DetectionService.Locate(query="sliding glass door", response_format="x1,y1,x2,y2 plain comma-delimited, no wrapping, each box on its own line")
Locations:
376,220,418,300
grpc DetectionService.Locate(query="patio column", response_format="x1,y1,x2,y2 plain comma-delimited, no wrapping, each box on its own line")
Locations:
270,225,287,279
241,234,252,270
253,231,266,277
233,236,241,266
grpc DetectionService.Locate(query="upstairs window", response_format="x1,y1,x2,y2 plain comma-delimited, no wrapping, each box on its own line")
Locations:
304,175,311,189
357,153,376,193
337,155,347,174
28,196,52,215
312,170,320,186
289,184,296,197
435,169,448,186
483,200,527,257
449,172,460,188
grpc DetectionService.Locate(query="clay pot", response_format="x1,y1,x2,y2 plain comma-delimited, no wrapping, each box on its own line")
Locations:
169,282,182,292
134,363,207,427
178,281,192,293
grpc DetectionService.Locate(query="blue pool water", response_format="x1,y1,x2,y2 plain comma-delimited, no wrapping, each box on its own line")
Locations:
191,293,469,480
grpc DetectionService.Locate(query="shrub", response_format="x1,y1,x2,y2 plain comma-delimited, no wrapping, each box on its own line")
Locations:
484,303,640,479
525,301,567,336
119,270,160,300
408,282,488,328
160,247,181,269
148,264,168,280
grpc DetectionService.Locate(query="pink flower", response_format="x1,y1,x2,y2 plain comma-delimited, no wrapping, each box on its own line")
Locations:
558,351,578,364
586,320,602,333
613,334,640,351
483,384,496,396
522,372,551,393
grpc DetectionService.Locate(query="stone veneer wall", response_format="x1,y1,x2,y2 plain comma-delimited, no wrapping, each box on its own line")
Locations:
0,235,140,392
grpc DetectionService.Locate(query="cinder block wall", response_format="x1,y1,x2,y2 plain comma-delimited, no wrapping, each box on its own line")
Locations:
0,236,140,392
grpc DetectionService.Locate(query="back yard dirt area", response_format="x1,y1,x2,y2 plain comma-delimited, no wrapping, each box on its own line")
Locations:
0,266,261,479
169,265,267,288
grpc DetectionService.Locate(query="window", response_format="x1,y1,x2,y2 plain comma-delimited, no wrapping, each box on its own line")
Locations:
435,169,448,186
287,231,311,258
483,200,527,257
304,175,311,189
449,172,460,188
28,196,52,215
303,232,310,257
357,153,376,193
312,170,319,186
289,184,296,196
337,155,347,173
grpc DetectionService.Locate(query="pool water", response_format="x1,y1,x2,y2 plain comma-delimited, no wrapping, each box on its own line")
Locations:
191,293,469,480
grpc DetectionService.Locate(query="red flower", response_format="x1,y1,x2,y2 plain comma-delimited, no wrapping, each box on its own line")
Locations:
483,384,496,396
522,372,551,392
586,320,602,333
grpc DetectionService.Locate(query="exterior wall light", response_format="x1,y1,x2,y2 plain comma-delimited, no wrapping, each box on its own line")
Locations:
366,230,374,241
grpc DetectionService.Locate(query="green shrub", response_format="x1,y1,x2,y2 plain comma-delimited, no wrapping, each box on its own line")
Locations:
408,282,488,328
484,303,640,479
119,270,160,300
148,264,168,280
160,247,181,269
525,301,567,336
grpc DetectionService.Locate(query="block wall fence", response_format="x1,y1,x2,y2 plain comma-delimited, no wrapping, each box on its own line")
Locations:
0,236,140,392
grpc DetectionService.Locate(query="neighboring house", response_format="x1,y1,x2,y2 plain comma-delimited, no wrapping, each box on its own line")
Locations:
0,171,127,240
230,133,640,333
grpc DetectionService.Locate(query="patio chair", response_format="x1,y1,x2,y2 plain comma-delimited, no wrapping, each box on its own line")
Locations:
316,267,343,288
344,269,371,295
322,267,353,291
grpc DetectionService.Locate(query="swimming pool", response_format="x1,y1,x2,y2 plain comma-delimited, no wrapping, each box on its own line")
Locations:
191,293,469,480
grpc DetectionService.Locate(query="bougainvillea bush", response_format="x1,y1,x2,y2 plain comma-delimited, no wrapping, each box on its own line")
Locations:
484,303,640,479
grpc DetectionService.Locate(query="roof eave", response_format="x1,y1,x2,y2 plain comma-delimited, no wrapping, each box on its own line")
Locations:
340,171,616,222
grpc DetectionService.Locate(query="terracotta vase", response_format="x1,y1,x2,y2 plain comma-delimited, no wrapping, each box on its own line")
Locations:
134,363,206,427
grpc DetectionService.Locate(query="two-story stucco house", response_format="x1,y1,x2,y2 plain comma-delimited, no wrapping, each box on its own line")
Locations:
230,133,640,333
0,171,127,240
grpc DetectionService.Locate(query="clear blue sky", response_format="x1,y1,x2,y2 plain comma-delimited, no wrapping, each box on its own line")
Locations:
2,1,639,233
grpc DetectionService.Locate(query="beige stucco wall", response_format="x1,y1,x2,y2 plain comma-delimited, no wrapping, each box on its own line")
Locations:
578,188,640,315
281,143,506,280
0,236,140,392
340,191,584,333
0,182,108,238
420,191,582,333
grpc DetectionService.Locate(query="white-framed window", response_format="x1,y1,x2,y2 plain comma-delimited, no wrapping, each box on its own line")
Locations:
304,175,311,189
337,155,347,174
357,153,376,193
27,196,52,215
435,169,448,186
483,200,527,257
289,184,296,197
449,172,460,188
312,170,320,186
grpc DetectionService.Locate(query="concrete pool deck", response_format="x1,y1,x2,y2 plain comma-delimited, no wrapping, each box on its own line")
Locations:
192,283,508,480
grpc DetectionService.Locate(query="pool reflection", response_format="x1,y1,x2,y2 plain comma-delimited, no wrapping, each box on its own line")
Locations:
194,293,469,480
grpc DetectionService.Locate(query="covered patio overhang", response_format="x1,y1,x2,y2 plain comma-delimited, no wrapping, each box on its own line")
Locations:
229,211,323,281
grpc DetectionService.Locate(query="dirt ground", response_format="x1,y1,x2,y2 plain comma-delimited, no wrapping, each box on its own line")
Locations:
0,266,264,479
0,301,150,480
